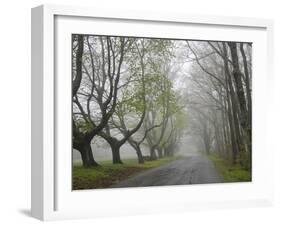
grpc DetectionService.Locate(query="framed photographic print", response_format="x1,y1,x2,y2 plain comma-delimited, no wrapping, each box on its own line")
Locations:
31,4,274,221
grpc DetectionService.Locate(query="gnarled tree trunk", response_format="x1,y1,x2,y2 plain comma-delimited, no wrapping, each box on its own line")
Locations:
135,145,144,164
127,138,145,164
111,145,123,164
102,135,123,164
75,142,99,167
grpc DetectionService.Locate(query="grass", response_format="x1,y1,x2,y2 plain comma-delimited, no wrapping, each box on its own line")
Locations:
208,154,251,182
73,157,178,190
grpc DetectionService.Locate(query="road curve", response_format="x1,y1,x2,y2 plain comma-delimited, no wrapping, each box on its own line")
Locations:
112,155,222,188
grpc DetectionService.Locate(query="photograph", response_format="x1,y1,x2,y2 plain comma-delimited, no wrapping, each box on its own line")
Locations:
72,34,252,190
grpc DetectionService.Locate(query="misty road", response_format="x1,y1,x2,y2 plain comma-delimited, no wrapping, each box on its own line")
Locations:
112,155,222,188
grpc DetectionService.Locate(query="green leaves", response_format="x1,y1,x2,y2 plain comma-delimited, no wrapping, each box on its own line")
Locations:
73,35,188,154
75,118,94,133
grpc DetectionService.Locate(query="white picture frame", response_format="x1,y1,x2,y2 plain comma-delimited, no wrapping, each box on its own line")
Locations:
31,4,274,221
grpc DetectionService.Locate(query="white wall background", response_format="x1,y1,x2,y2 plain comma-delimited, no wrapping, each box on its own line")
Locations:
0,0,280,225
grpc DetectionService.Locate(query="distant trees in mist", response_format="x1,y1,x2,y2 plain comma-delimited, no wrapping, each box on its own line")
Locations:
186,41,252,169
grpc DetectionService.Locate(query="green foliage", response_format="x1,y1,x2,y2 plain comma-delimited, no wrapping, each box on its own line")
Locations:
238,147,251,171
208,154,251,182
113,38,176,125
73,36,187,157
73,117,94,136
174,109,188,130
117,82,145,115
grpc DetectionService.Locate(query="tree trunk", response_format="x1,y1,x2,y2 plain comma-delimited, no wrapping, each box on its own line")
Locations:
166,144,175,157
127,138,144,164
111,144,123,164
228,42,249,133
214,125,222,157
164,147,168,157
203,123,210,155
222,43,239,164
228,42,252,168
72,35,84,97
203,139,210,155
78,143,99,167
240,43,252,169
150,147,157,160
157,147,163,158
229,82,242,157
240,43,252,125
135,145,144,164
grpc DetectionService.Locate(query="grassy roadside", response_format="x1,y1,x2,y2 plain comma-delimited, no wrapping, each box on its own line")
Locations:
73,157,178,190
208,154,251,182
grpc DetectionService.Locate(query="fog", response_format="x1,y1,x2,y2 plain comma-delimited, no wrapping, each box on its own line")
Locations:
73,133,201,164
72,35,252,168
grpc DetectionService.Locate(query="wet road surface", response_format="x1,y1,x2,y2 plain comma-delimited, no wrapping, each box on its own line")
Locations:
113,155,222,188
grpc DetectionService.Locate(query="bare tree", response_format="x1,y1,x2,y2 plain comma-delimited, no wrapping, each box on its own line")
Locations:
72,35,126,167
